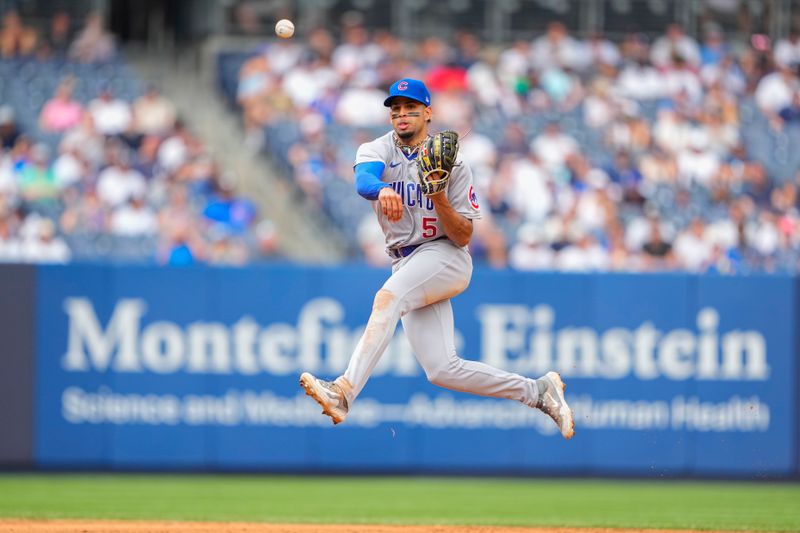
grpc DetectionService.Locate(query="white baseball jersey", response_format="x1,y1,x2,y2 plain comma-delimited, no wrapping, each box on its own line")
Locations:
355,131,482,251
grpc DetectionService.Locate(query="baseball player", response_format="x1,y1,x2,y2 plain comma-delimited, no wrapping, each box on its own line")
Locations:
300,78,574,439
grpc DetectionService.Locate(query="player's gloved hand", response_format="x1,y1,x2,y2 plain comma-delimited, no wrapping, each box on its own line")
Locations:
378,186,403,222
417,130,459,196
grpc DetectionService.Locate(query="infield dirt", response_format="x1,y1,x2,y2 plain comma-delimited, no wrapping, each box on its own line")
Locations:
0,520,744,533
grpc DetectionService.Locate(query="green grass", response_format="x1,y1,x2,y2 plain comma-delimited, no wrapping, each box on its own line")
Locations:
0,475,798,531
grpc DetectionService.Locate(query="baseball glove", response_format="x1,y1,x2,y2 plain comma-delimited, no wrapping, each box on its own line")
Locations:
417,130,459,196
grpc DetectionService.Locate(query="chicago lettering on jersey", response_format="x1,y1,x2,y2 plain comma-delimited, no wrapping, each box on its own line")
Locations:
390,180,434,210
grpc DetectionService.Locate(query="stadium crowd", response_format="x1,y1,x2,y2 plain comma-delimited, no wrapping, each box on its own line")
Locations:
0,9,273,266
229,16,800,274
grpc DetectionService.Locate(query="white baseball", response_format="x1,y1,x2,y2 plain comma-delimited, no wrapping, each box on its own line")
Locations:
275,19,294,39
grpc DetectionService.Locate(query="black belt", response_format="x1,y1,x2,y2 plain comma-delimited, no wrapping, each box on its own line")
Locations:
388,236,446,259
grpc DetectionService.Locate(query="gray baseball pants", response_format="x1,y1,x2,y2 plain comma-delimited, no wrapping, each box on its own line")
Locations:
341,239,540,407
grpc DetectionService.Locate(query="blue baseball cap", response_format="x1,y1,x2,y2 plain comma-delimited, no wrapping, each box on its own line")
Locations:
383,78,431,107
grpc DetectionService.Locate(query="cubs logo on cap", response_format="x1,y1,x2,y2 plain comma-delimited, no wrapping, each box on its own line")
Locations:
384,78,431,107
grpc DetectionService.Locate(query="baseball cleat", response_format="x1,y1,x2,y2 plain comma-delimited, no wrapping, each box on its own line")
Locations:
299,372,349,425
536,371,575,439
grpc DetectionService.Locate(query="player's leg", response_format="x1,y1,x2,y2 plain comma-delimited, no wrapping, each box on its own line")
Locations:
402,300,575,439
341,245,472,400
301,243,472,424
402,300,538,405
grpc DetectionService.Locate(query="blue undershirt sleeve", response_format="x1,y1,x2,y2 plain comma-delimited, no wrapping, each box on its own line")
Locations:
355,161,389,200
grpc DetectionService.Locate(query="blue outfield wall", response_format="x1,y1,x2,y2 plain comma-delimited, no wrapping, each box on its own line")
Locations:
30,264,799,477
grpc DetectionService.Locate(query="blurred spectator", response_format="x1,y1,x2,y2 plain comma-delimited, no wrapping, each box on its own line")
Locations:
236,54,276,140
157,121,192,171
19,144,58,204
677,130,720,187
583,79,617,129
472,217,508,269
778,90,800,123
742,161,772,206
111,196,157,236
701,55,747,95
746,211,780,257
61,114,104,167
308,27,336,61
606,109,651,155
663,55,703,103
207,228,249,266
8,135,31,172
509,223,554,271
431,88,475,127
650,24,701,68
583,31,621,70
0,106,21,149
774,31,800,69
358,215,391,268
498,40,533,93
640,147,679,185
755,63,798,119
506,153,552,222
21,218,70,264
537,65,584,110
654,104,692,154
530,121,578,177
96,151,147,207
232,1,267,35
89,88,133,136
415,36,450,71
202,179,257,234
673,218,713,271
332,21,384,78
700,25,728,66
460,55,505,115
59,186,106,235
704,82,739,123
531,22,582,71
617,56,665,100
253,219,280,260
458,124,497,190
52,145,86,190
454,31,481,69
39,79,84,133
606,151,644,204
0,11,37,58
0,216,22,262
69,11,115,63
136,134,162,177
555,234,609,272
265,39,303,76
282,55,340,109
334,77,386,127
641,220,674,270
286,114,335,202
157,184,194,235
0,148,16,196
569,153,611,192
45,10,73,57
497,122,529,156
427,62,469,93
162,229,198,267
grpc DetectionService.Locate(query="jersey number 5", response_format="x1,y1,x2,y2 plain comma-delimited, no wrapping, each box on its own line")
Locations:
422,217,438,239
